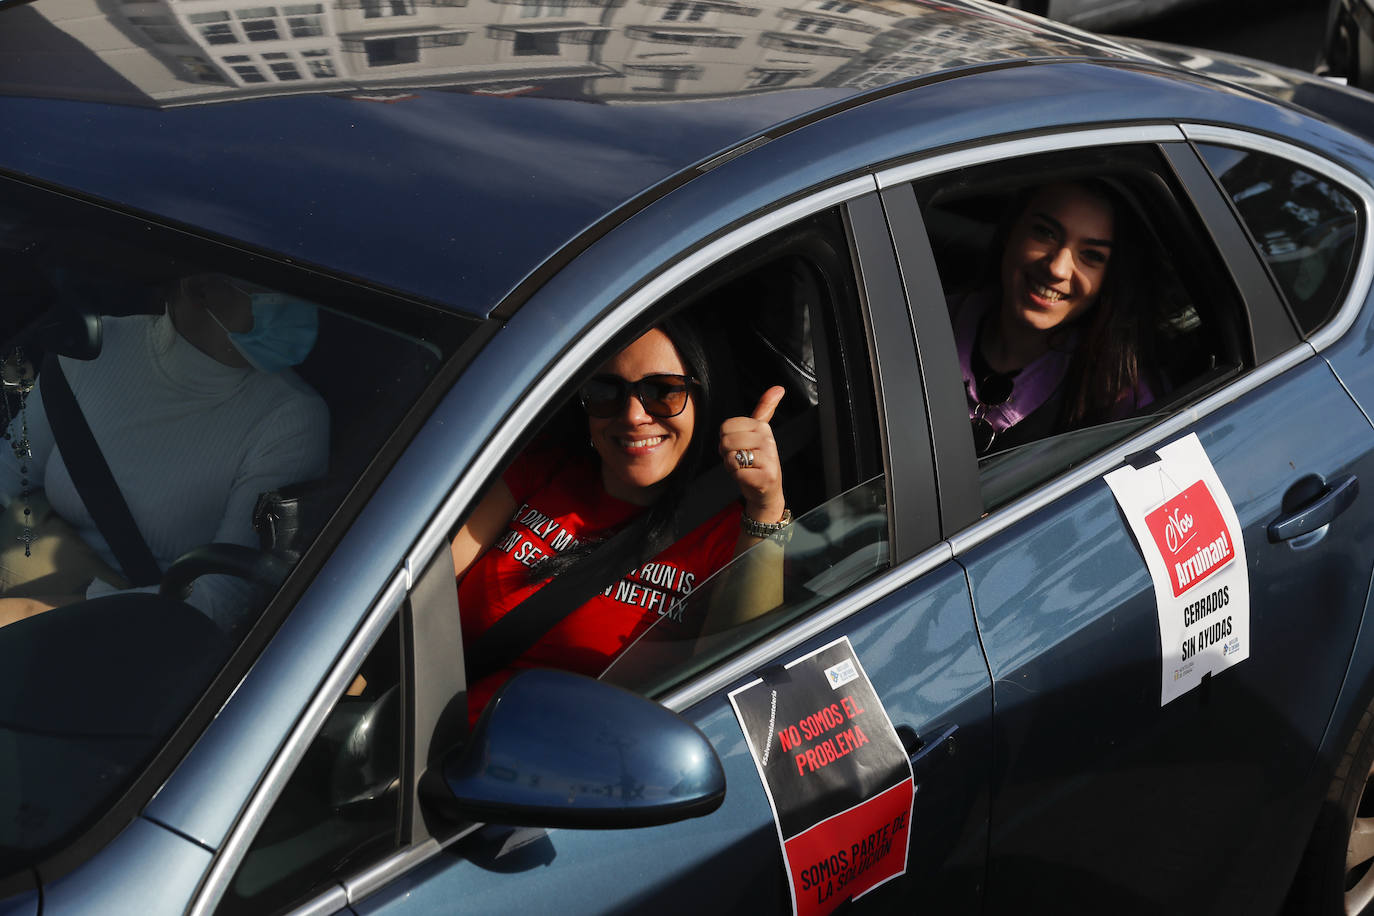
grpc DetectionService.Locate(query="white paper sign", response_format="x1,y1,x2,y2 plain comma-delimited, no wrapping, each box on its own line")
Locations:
1104,433,1250,705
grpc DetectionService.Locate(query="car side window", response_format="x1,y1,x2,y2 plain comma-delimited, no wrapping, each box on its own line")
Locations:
911,144,1250,508
462,208,891,705
601,473,887,695
215,617,403,916
207,206,891,916
1196,143,1363,336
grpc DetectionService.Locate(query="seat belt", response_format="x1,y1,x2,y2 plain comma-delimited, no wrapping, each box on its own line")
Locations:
463,504,695,687
463,410,815,686
40,352,162,587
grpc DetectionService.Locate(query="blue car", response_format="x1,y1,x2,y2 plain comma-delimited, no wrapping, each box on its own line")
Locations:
2,0,1374,913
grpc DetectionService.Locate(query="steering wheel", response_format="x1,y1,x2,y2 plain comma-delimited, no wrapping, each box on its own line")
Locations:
159,543,295,600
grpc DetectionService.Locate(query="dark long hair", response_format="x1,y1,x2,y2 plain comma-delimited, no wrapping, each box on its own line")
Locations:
526,315,715,593
991,179,1156,427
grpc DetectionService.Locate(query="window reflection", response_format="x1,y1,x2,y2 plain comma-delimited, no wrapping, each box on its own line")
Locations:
602,475,889,697
6,0,1125,103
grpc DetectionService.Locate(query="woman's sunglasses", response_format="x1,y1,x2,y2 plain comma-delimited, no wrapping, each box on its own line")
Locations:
579,373,698,419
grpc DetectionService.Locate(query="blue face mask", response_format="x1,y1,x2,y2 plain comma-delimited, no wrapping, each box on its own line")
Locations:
208,288,319,372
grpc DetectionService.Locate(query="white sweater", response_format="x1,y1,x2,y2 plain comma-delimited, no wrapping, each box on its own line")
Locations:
0,313,329,629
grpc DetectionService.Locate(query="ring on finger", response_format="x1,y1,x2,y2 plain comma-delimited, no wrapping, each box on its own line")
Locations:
734,448,755,469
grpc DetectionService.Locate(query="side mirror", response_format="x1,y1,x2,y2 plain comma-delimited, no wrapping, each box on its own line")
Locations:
426,670,725,829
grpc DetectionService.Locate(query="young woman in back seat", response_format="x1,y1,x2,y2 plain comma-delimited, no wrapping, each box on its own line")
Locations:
953,180,1157,457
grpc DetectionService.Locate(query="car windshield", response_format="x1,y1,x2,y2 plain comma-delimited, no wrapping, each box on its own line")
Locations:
0,176,478,876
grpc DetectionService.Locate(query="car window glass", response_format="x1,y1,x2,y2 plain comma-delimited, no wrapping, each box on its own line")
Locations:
912,144,1249,509
454,207,889,716
602,473,887,695
1196,143,1362,336
215,616,403,916
0,175,476,877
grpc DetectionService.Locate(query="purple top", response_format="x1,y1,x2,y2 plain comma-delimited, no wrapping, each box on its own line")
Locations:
953,290,1075,434
952,290,1153,434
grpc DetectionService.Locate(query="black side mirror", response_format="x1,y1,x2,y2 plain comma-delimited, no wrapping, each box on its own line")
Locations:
425,669,725,829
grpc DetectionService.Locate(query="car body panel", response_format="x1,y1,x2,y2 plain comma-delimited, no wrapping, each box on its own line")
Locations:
40,818,212,915
1325,283,1374,435
964,357,1374,914
1125,35,1374,147
1043,0,1205,31
353,564,991,915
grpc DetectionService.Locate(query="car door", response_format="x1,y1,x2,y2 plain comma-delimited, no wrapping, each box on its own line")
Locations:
192,181,995,916
885,129,1374,915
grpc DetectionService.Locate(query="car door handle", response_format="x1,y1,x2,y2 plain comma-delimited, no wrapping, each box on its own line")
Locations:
897,723,957,782
1268,474,1359,542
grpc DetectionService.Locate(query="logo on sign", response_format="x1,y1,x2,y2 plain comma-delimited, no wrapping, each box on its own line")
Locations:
1144,480,1235,598
825,659,859,689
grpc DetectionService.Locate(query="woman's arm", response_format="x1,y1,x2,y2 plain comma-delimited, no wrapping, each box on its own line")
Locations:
0,594,84,627
450,478,517,581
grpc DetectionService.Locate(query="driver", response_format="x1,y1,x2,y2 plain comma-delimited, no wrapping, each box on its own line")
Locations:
0,272,328,632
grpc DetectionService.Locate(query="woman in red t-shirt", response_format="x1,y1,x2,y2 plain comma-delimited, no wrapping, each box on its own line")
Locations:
451,317,789,720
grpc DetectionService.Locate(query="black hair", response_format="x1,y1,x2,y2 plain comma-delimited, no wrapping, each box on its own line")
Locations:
525,314,715,593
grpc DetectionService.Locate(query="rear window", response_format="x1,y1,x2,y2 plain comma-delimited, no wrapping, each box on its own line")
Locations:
1197,143,1363,336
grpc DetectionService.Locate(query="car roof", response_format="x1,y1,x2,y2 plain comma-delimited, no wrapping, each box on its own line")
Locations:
0,0,1159,316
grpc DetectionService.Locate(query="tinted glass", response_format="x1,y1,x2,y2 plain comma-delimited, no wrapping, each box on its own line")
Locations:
1198,143,1362,335
602,475,888,695
217,618,403,916
0,175,475,876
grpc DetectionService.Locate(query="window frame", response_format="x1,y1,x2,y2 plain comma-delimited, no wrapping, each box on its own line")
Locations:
188,175,942,915
895,139,1284,516
880,125,1373,553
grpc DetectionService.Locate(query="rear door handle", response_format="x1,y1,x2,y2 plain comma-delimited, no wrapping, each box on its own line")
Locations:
1269,474,1359,542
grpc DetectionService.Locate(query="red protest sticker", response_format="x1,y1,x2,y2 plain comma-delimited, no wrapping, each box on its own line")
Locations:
1143,479,1236,597
730,637,913,916
784,780,913,912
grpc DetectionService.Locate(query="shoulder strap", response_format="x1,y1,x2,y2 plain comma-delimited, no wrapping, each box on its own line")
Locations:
41,353,162,587
464,408,813,686
463,468,734,686
464,519,642,686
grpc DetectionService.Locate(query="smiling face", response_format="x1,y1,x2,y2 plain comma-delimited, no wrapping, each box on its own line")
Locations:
999,182,1115,336
588,328,696,506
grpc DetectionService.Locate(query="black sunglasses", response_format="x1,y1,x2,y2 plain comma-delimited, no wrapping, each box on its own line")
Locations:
579,373,698,419
970,372,1014,456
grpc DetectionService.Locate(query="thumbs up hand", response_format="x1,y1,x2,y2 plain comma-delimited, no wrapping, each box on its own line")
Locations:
719,386,787,530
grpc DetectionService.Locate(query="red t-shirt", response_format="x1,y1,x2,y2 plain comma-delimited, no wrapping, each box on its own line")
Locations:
459,448,741,721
